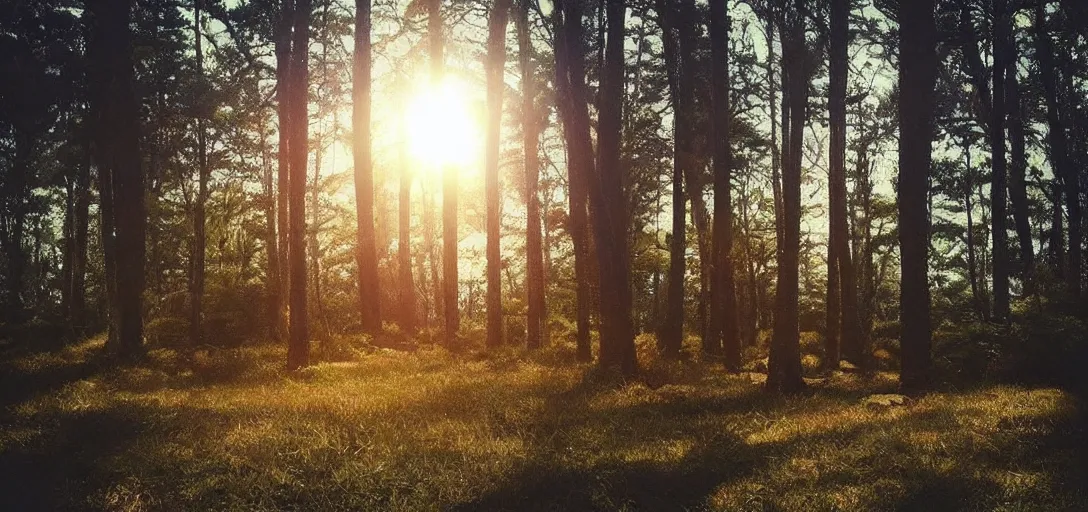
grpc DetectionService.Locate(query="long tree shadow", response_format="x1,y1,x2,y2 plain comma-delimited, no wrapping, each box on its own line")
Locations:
447,376,1085,511
0,349,107,414
0,406,145,510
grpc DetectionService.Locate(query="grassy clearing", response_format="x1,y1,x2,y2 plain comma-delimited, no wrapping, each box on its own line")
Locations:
1,336,1085,511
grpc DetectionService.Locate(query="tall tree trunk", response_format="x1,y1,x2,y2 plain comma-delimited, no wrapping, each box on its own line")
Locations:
287,0,311,370
964,154,985,320
423,184,441,327
1034,2,1079,298
767,1,805,394
62,177,74,324
485,0,512,349
829,0,861,368
552,2,592,362
657,0,687,358
353,0,382,332
96,151,119,348
517,4,546,350
825,221,839,367
990,0,1010,322
261,111,282,342
775,14,788,255
90,0,146,357
276,0,293,342
591,0,635,374
397,74,416,333
428,0,458,344
72,131,91,333
1006,55,1033,276
190,0,209,347
897,0,936,392
708,0,740,370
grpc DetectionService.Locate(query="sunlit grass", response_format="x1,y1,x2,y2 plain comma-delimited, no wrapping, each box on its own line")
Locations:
1,335,1083,511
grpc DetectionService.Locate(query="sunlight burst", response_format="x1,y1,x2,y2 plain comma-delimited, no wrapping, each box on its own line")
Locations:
403,77,481,171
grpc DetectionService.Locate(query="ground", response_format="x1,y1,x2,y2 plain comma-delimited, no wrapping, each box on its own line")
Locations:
1,336,1085,511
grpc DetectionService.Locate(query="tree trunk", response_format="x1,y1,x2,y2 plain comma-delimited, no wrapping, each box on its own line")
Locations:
829,0,861,369
93,0,146,357
190,0,209,347
591,0,635,374
62,177,74,324
517,4,546,350
261,111,282,342
287,0,311,370
427,0,458,344
767,1,805,394
897,0,936,392
1034,2,1079,298
552,2,592,362
353,0,382,332
1006,55,1033,276
485,0,512,349
964,154,985,320
657,0,687,358
72,131,91,333
310,115,326,340
276,0,292,342
424,183,441,328
708,0,740,370
397,75,416,333
775,16,788,255
990,0,1010,322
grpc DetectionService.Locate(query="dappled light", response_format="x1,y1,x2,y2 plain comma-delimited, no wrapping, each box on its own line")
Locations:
3,0,1088,509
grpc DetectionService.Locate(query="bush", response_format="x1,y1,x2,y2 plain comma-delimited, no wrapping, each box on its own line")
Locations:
933,309,1087,386
145,316,188,348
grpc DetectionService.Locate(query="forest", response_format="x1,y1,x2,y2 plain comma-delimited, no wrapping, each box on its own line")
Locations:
1,0,1087,509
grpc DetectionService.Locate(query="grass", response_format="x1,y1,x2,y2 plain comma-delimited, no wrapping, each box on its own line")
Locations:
1,335,1085,511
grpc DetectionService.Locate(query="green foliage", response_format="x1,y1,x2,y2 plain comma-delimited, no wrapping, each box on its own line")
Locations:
934,308,1088,387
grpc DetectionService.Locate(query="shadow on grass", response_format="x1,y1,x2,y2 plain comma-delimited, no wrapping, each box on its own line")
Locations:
1,338,1085,510
0,406,145,510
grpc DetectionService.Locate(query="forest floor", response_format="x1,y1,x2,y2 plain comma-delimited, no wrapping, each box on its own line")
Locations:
1,335,1086,511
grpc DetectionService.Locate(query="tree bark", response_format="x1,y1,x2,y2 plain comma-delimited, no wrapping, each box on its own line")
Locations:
1006,55,1033,276
829,0,862,368
990,0,1010,322
71,130,91,333
708,0,740,369
354,0,382,332
397,73,416,333
428,0,459,344
190,0,209,347
657,0,687,358
261,111,282,342
898,0,936,392
552,1,593,362
485,0,513,349
89,0,146,357
1034,2,1079,298
591,0,635,374
767,0,805,394
275,0,293,342
517,4,546,350
287,0,311,370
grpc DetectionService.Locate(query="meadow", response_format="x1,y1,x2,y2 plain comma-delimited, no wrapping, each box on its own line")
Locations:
2,334,1084,511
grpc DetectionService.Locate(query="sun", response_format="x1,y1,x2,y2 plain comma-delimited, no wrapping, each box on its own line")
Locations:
403,77,482,171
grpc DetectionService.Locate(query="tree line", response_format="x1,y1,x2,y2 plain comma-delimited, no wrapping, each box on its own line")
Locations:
1,0,1085,392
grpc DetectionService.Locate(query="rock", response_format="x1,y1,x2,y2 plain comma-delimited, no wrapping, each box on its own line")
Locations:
861,393,911,407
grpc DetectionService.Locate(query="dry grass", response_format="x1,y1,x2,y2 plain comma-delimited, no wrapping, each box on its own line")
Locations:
1,335,1085,511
